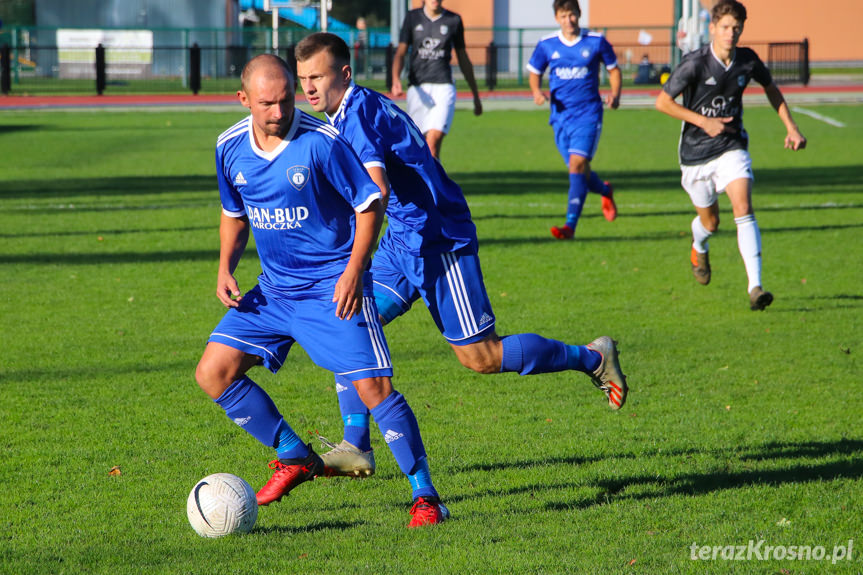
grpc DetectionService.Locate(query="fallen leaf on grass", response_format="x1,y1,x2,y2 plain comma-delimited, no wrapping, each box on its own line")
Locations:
108,466,122,476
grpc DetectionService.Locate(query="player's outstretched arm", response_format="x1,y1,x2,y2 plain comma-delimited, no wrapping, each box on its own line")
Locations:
606,67,622,109
655,91,733,138
333,200,384,320
216,213,250,308
456,47,483,116
529,72,547,106
391,43,408,97
764,82,807,151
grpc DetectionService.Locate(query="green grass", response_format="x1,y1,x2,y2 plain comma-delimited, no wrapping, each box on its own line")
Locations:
1,103,861,574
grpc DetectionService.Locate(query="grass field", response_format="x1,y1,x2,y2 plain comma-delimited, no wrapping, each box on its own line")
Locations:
1,102,861,574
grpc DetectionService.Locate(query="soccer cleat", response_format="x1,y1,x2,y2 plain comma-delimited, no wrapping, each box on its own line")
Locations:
690,247,711,285
749,286,774,311
585,336,628,410
601,182,617,221
255,444,324,506
408,496,449,528
317,435,376,477
550,224,574,240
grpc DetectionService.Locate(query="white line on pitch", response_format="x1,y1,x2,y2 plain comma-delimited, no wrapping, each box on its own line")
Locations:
791,106,846,127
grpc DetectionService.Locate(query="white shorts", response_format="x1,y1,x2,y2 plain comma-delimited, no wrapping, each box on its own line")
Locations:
406,83,456,135
680,149,754,208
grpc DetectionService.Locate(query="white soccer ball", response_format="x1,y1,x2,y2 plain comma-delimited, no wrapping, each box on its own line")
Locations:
187,473,258,538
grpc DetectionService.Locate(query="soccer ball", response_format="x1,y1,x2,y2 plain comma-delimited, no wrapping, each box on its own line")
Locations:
187,473,258,538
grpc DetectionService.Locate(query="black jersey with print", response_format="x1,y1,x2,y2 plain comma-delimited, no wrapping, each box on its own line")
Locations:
399,8,465,86
663,44,773,165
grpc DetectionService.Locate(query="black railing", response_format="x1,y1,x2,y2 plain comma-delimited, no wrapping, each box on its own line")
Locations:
768,39,810,86
0,40,810,95
1,43,10,94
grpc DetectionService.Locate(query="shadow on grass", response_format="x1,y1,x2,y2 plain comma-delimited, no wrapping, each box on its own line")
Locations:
0,250,219,265
253,519,362,535
4,165,860,203
0,224,216,240
448,439,863,509
0,125,44,135
2,219,859,264
452,165,863,197
554,438,863,510
0,175,215,200
475,220,863,247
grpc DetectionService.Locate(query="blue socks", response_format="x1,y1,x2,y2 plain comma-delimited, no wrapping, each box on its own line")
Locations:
214,376,308,460
500,334,601,375
335,374,372,451
566,344,601,373
334,377,436,499
566,173,588,230
370,391,437,500
587,170,610,196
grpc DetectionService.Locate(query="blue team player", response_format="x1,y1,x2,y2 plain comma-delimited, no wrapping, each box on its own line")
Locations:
194,54,448,528
294,33,628,479
528,0,621,240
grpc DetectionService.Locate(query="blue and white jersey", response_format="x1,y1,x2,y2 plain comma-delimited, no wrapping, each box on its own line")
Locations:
527,31,618,125
326,83,476,256
215,110,381,298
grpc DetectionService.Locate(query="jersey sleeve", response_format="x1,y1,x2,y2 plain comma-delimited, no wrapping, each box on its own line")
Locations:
326,136,381,213
600,36,618,69
453,14,466,50
527,42,548,75
751,50,774,87
215,145,245,217
398,12,413,45
662,54,698,99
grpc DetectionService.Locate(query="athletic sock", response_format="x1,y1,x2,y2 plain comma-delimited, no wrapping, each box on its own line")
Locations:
566,345,602,373
691,215,712,253
275,419,308,460
369,391,437,499
214,376,308,459
500,333,568,375
587,171,610,196
735,213,762,292
334,374,372,452
407,457,436,501
565,173,589,230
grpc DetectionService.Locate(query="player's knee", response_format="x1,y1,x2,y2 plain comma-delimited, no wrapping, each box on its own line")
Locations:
458,355,498,374
195,357,231,398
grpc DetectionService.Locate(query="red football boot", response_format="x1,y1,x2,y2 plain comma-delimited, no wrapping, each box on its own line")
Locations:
407,496,450,528
256,445,324,506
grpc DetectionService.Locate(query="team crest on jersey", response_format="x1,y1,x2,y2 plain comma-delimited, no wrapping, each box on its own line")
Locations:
287,166,310,190
582,48,591,58
440,24,448,35
737,74,746,87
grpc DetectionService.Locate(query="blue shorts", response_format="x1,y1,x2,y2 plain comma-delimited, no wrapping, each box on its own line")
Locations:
371,244,496,345
554,117,603,162
208,283,392,381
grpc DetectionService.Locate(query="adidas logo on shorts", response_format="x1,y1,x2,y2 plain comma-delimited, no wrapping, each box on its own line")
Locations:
335,382,349,393
233,416,252,426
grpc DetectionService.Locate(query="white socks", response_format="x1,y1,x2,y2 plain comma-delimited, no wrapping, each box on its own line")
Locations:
735,214,762,292
691,216,712,253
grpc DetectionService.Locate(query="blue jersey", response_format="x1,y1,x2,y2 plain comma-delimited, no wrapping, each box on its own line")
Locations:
527,31,618,125
215,110,381,299
325,84,476,256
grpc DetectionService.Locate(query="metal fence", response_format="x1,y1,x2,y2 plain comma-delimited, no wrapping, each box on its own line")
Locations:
0,25,810,96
